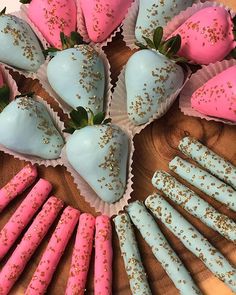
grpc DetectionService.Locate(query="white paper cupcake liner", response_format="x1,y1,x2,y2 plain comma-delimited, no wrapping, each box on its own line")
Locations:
179,59,236,125
0,95,66,166
0,64,20,100
61,129,134,217
109,65,191,136
76,0,124,48
36,46,112,115
122,1,235,51
122,0,139,50
164,1,236,38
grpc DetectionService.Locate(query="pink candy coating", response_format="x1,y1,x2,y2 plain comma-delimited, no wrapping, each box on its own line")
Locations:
94,215,112,295
25,206,80,295
80,0,133,42
0,196,63,295
191,65,236,122
65,213,95,295
171,7,236,64
27,0,77,48
0,164,38,213
0,178,52,261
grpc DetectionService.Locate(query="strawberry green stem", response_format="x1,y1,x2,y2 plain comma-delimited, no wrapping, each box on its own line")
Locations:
64,106,111,134
20,0,32,3
0,85,10,112
45,32,88,56
0,7,6,15
136,26,186,63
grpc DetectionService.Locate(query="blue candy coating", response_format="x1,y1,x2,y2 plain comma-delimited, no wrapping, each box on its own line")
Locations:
66,124,129,203
47,46,105,112
0,97,64,159
125,49,184,125
0,14,45,71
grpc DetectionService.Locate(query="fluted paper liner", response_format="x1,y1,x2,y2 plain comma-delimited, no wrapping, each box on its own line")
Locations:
36,46,112,115
0,64,20,100
164,1,235,38
179,59,236,125
76,0,122,47
122,0,139,50
61,129,134,217
109,65,191,136
122,1,235,51
0,95,65,167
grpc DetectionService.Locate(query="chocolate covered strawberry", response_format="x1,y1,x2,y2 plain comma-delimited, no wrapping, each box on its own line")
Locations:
65,107,129,203
20,0,77,48
169,7,236,65
47,32,105,112
0,94,64,159
191,65,236,122
80,0,133,42
126,27,185,125
0,8,45,71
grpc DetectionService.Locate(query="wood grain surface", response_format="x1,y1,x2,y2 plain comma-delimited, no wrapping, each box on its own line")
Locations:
0,1,236,294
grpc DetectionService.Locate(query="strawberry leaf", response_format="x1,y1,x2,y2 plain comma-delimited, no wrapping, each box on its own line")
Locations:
231,48,236,59
143,37,155,49
43,47,60,57
20,0,32,3
153,27,163,50
93,112,105,125
0,7,6,15
103,118,112,124
70,107,88,128
63,127,75,134
135,42,148,49
165,35,181,57
0,85,10,112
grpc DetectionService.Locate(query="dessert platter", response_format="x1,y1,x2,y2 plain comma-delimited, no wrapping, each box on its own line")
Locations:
0,0,235,294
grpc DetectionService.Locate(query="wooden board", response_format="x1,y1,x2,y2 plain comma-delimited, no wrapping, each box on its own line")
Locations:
0,1,236,294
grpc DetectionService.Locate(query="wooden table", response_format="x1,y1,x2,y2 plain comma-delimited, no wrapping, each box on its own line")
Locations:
0,1,236,294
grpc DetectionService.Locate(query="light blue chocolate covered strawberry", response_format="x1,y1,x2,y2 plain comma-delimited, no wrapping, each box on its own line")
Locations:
135,0,194,44
125,28,185,125
0,94,64,159
0,8,45,71
65,107,129,203
47,32,105,112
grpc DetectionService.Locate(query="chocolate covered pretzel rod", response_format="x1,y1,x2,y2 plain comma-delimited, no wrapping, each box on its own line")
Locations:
127,201,201,295
0,178,52,261
94,215,113,295
145,194,236,292
179,137,236,189
0,164,37,212
26,206,80,295
114,213,152,295
65,213,95,295
152,171,236,242
169,156,236,211
0,196,63,295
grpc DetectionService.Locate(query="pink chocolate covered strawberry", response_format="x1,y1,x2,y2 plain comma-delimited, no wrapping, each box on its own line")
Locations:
170,7,236,65
80,0,133,43
191,65,236,122
21,0,77,48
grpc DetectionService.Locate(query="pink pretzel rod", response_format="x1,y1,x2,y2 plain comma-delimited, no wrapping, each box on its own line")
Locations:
0,164,37,212
0,196,64,295
0,178,52,261
26,206,80,295
94,215,113,295
65,213,95,295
